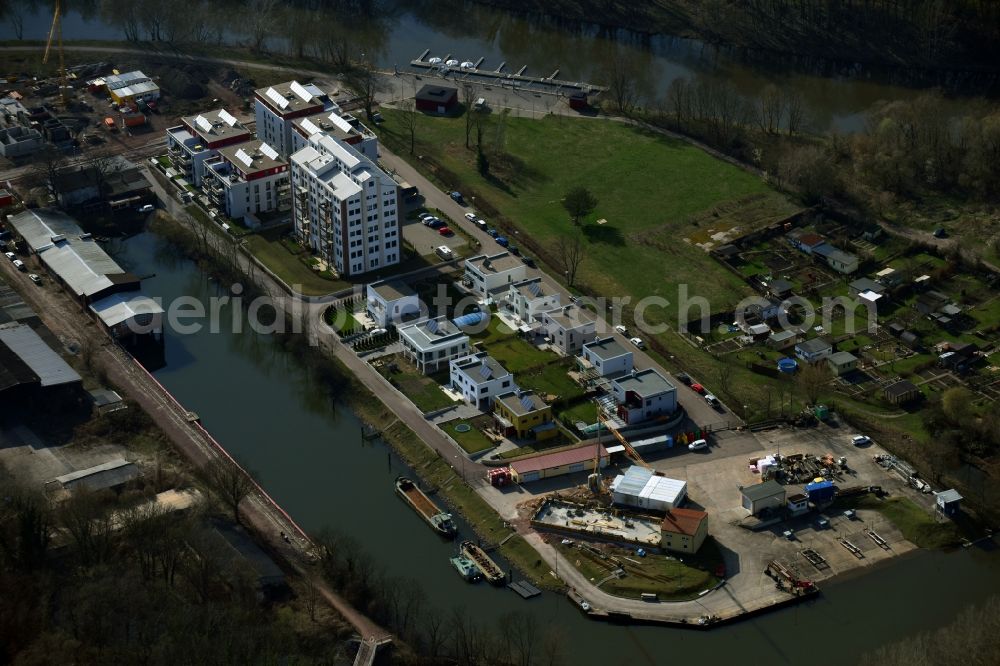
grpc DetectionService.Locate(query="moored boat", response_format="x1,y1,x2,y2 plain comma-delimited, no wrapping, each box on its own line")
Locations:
460,540,505,584
449,555,481,582
395,476,457,538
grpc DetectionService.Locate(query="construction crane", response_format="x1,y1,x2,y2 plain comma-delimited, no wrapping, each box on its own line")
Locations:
596,408,650,469
43,0,68,108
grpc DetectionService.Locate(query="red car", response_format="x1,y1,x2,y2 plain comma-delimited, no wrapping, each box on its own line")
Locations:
437,226,453,236
690,383,705,394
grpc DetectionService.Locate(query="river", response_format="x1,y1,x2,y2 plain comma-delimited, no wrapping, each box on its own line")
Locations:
108,228,1000,665
0,2,977,132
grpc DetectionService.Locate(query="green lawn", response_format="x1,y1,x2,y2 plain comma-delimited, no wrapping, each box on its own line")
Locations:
378,357,455,413
244,232,347,296
482,336,554,373
833,495,961,549
441,418,496,455
517,361,586,401
378,111,799,321
559,400,600,426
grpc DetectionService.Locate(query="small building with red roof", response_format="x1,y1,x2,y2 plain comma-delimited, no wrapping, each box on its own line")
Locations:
660,508,709,553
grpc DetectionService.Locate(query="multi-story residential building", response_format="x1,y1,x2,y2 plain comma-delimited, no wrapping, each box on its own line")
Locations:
449,352,516,409
290,132,400,277
203,140,291,226
255,80,334,157
610,369,678,425
166,109,251,186
366,279,421,328
464,252,527,295
291,110,378,161
540,304,597,355
398,316,470,375
580,336,634,378
505,277,560,325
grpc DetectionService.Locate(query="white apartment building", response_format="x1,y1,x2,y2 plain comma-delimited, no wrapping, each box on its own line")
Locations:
203,140,291,226
254,80,333,157
166,109,252,186
449,352,516,409
290,132,400,277
291,110,378,161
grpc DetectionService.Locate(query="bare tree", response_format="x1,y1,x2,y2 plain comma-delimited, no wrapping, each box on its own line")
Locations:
785,90,806,136
553,232,585,287
244,0,276,53
4,0,25,40
757,84,785,134
796,361,830,406
605,51,640,116
397,98,418,154
462,83,476,149
198,458,257,525
348,61,384,121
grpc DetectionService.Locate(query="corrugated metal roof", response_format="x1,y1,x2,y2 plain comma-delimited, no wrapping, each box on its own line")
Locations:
611,465,653,496
89,292,163,327
640,475,686,504
39,237,127,298
510,443,607,475
0,323,80,387
55,458,138,490
8,208,84,251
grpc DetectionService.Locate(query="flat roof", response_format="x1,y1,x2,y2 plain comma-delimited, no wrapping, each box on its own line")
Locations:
661,508,707,536
542,304,596,330
496,390,548,416
613,368,675,398
399,315,467,350
182,109,251,145
511,277,552,300
510,442,607,474
885,379,920,398
416,84,458,102
255,80,326,115
369,279,416,302
293,109,368,143
55,458,137,489
850,277,885,293
828,351,858,364
0,323,81,387
453,352,510,381
582,336,630,361
797,337,831,353
466,252,522,275
216,139,286,175
741,480,786,502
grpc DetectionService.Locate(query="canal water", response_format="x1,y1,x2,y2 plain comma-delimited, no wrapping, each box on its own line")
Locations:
0,2,979,132
111,229,1000,665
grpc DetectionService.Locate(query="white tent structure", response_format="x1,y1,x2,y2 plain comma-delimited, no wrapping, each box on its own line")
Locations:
609,465,687,512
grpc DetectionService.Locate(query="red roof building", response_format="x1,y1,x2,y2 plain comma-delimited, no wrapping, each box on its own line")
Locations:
660,508,708,553
509,443,608,483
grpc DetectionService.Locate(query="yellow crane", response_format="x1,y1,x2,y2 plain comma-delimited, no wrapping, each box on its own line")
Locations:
42,0,68,108
596,407,650,469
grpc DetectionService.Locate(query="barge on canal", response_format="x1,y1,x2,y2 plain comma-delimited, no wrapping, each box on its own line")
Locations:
395,476,457,538
460,540,505,584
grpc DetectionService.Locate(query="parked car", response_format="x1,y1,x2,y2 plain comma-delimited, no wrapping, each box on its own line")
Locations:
435,245,454,259
437,226,453,236
690,383,705,394
675,372,692,385
450,191,465,204
487,227,498,238
464,212,477,221
614,324,628,335
495,236,509,247
476,219,487,230
851,435,872,447
629,337,645,349
933,228,948,238
422,216,440,226
12,259,25,272
705,394,721,408
426,219,445,229
521,256,535,268
507,245,520,256
4,251,15,261
138,204,155,213
815,518,830,530
28,273,41,285
369,328,387,336
418,212,434,220
371,112,383,123
688,438,708,451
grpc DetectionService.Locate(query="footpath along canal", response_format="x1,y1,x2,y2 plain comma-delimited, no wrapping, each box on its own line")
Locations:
109,227,1000,666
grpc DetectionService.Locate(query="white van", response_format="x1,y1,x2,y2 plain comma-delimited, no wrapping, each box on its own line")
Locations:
12,259,26,272
473,97,487,110
435,245,454,260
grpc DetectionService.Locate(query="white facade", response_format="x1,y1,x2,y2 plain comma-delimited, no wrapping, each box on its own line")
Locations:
611,369,678,425
291,110,378,161
449,352,516,409
254,80,330,157
203,140,290,225
464,252,527,295
290,132,400,277
399,316,471,374
610,466,687,512
366,279,421,328
540,304,597,355
165,109,252,187
506,277,560,324
581,336,633,378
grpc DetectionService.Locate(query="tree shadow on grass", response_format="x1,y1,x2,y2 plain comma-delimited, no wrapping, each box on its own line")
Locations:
582,223,626,246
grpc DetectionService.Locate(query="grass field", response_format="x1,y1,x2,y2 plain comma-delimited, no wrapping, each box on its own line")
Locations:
378,111,799,321
377,356,455,413
244,232,347,297
833,495,961,549
441,418,496,455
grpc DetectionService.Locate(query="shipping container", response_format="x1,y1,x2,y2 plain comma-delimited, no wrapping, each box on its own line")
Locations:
122,112,146,128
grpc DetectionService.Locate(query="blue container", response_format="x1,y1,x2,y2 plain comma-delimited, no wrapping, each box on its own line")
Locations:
777,357,798,374
805,480,836,503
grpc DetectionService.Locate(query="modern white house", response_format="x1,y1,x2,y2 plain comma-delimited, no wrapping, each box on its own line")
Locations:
366,279,421,327
290,132,400,277
398,316,471,374
464,252,527,296
202,140,291,226
505,277,560,324
794,337,833,364
166,109,252,186
291,109,378,161
254,80,334,157
610,369,678,425
580,336,633,378
449,352,516,409
540,304,597,355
